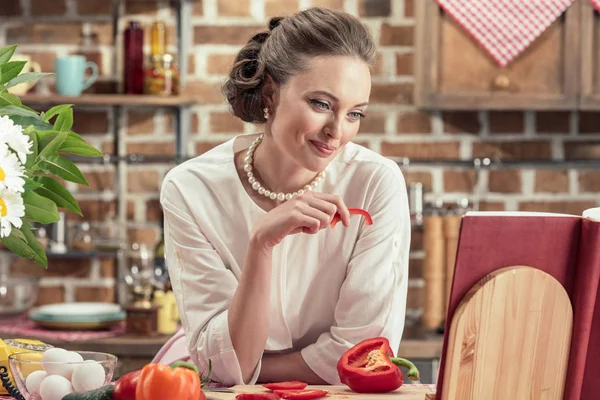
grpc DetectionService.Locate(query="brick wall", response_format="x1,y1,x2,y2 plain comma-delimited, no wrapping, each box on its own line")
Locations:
2,0,599,324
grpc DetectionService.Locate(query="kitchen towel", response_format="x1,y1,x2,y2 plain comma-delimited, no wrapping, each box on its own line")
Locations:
436,0,576,67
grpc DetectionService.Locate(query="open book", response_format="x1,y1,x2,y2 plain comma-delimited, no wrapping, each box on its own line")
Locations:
435,207,600,400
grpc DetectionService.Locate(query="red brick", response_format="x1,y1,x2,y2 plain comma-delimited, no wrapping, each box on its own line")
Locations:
128,170,160,193
381,141,460,159
77,170,114,192
146,199,163,222
405,0,415,17
408,257,423,279
488,170,521,193
194,25,263,45
578,112,600,134
21,52,56,74
194,0,203,15
518,201,597,215
358,111,386,134
0,0,22,16
410,228,423,251
77,1,113,15
397,111,431,134
72,200,117,221
407,286,423,309
206,53,237,75
396,53,413,76
564,140,600,160
31,0,66,16
478,201,506,211
127,142,176,156
9,23,112,46
210,111,245,133
403,171,433,192
443,112,480,134
488,111,524,134
311,0,344,9
11,258,91,278
188,53,196,75
128,110,155,135
100,259,116,278
71,50,105,75
380,24,413,46
535,170,569,193
536,111,571,134
195,141,223,155
75,286,115,303
265,0,298,17
444,171,477,192
579,171,600,192
125,0,159,15
472,141,553,160
127,227,159,248
181,81,225,105
373,52,384,77
35,286,65,306
216,0,251,16
127,200,135,221
72,110,109,134
370,83,413,104
359,0,391,17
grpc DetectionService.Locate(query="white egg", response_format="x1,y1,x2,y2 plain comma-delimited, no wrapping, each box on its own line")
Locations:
39,375,73,400
71,361,106,392
25,370,47,396
42,348,83,379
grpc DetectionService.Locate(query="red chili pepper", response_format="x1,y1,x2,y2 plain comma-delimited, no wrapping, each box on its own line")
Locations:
236,394,280,400
336,337,420,393
113,369,141,400
330,208,373,229
273,389,329,399
263,381,308,391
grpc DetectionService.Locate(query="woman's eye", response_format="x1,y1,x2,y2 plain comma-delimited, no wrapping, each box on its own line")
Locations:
310,100,330,111
348,112,366,121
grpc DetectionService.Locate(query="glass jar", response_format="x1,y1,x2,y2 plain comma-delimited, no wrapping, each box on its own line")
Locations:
71,222,94,252
144,53,179,96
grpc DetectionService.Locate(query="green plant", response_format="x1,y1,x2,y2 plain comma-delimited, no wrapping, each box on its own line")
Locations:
0,44,103,268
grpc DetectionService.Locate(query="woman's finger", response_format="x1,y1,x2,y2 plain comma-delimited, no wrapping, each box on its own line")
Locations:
312,193,350,227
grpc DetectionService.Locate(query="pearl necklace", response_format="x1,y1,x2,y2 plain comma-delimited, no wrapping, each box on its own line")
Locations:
243,134,326,201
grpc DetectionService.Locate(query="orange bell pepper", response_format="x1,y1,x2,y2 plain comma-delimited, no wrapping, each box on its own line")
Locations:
135,361,206,400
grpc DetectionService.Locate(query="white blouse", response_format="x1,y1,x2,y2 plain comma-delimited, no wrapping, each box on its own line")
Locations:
160,133,411,386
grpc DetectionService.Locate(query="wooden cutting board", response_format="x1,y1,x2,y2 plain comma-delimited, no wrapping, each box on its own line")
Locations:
441,266,573,400
206,384,436,400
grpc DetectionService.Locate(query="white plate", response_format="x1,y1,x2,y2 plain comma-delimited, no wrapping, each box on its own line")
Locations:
32,302,123,318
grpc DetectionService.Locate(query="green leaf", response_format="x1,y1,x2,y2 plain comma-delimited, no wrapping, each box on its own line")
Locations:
0,61,27,84
23,190,60,224
54,108,73,132
24,177,43,191
0,45,17,64
6,71,52,89
0,92,22,107
37,131,67,160
34,176,82,216
42,104,73,123
1,225,48,268
59,138,103,157
25,130,38,168
8,115,51,131
39,155,89,186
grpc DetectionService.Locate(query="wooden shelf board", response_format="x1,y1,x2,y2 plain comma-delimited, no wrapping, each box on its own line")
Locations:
20,94,198,107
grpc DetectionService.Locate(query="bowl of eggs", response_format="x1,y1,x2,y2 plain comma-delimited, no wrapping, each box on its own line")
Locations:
7,348,117,400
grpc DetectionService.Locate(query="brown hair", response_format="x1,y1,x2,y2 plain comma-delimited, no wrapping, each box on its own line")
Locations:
222,7,377,124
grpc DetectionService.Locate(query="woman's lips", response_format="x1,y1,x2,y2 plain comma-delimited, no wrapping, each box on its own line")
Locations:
310,140,335,156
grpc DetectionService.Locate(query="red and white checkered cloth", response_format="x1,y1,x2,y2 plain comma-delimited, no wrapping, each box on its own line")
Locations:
436,0,576,67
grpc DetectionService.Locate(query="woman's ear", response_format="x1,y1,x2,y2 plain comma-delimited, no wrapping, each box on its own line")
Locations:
261,74,277,111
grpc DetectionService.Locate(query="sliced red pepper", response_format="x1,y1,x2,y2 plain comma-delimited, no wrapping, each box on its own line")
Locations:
263,381,308,391
330,208,373,229
236,394,280,400
336,337,420,393
273,389,328,399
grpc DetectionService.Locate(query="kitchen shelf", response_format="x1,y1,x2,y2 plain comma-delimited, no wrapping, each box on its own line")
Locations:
21,94,198,107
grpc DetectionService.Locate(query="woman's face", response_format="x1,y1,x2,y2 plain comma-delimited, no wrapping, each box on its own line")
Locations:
267,55,371,172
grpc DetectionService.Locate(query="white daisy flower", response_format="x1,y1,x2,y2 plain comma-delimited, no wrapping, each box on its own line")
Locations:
0,115,33,165
0,144,26,193
0,189,25,238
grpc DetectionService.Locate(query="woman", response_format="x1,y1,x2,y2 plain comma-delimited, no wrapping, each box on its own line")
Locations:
152,7,411,387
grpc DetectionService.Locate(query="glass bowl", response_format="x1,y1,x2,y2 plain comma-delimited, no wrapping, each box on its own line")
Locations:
8,351,117,400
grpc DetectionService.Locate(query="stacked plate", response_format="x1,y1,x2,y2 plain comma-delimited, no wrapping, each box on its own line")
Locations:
29,302,126,330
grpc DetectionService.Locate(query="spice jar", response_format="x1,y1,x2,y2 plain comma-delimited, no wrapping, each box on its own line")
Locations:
143,53,179,96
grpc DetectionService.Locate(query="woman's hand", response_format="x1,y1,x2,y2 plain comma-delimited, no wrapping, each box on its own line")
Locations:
251,191,351,251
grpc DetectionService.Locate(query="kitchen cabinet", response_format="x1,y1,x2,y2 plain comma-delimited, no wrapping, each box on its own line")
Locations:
580,1,600,109
415,0,581,110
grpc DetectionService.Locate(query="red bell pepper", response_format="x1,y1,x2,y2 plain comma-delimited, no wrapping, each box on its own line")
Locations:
330,208,373,229
113,369,141,400
135,361,206,400
236,394,280,400
273,389,328,399
263,381,308,390
336,337,419,393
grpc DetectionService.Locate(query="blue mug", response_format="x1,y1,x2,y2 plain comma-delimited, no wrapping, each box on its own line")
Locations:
54,55,98,96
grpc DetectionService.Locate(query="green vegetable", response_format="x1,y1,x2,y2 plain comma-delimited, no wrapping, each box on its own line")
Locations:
61,385,114,400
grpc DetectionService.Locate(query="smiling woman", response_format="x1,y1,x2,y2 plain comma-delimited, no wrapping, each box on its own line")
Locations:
152,7,412,389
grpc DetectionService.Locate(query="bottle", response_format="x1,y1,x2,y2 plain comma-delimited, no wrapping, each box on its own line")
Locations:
150,21,166,57
144,53,179,96
153,224,169,290
123,21,144,94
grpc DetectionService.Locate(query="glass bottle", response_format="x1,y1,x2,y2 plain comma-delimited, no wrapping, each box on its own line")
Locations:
123,20,144,94
153,228,168,290
150,21,166,57
144,53,179,96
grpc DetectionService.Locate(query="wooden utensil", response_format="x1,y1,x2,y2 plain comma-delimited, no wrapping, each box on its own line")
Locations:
205,384,435,399
441,266,573,400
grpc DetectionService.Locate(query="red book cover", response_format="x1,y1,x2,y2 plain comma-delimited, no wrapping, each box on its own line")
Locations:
434,208,600,400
